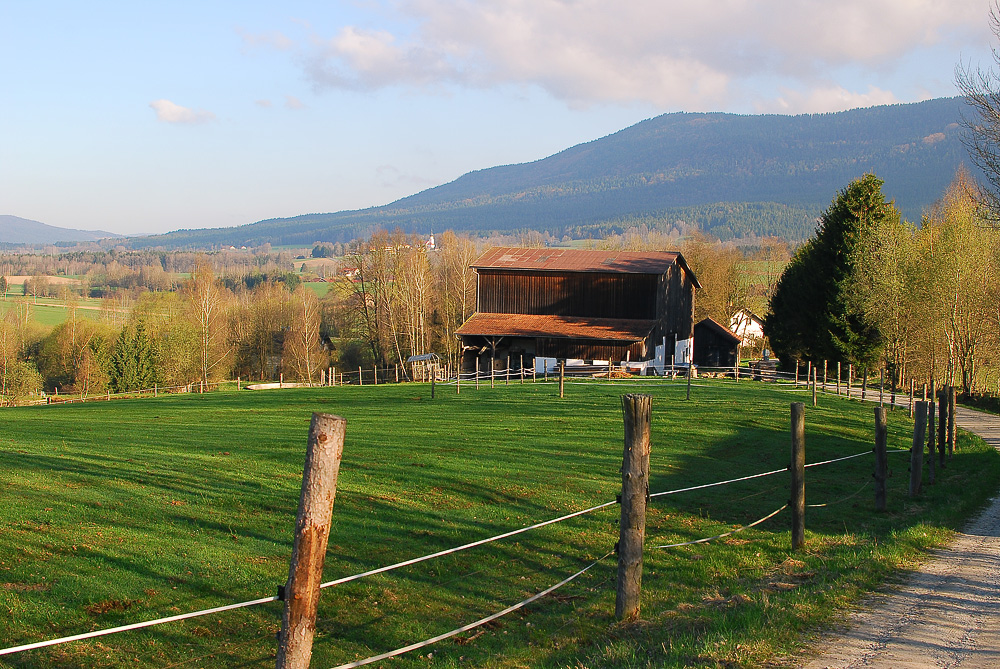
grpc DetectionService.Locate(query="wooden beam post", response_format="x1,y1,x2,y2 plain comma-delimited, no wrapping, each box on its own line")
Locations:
909,378,914,418
559,360,565,399
836,361,841,395
937,387,947,469
616,394,652,622
686,362,692,400
790,402,806,550
431,364,436,399
812,367,817,407
910,401,927,497
874,406,888,512
823,360,827,392
276,413,347,669
948,386,957,458
475,357,480,390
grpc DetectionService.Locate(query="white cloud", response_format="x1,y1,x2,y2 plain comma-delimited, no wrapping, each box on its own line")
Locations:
268,0,990,112
149,99,216,124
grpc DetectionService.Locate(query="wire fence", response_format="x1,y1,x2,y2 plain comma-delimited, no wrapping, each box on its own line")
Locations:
0,442,876,663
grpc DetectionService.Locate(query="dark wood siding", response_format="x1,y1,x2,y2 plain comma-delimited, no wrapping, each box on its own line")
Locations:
536,337,649,361
477,270,657,319
656,266,695,341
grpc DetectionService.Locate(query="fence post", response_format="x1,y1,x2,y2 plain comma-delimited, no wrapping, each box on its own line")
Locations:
154,383,158,397
275,413,347,669
475,357,480,390
927,396,936,485
861,368,868,401
374,366,378,385
431,364,436,399
879,368,884,406
790,402,806,550
795,360,799,386
909,378,914,418
559,360,565,399
491,358,495,389
506,356,510,386
874,407,888,511
358,367,363,386
937,387,947,469
823,360,827,392
686,363,692,400
848,364,853,398
811,367,817,407
910,401,927,497
837,361,841,396
948,386,957,458
456,365,461,395
616,394,651,621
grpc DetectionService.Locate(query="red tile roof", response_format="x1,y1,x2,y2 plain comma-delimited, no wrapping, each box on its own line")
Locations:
456,313,656,341
472,247,680,274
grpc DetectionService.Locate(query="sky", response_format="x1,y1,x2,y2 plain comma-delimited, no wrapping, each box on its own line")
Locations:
0,0,995,236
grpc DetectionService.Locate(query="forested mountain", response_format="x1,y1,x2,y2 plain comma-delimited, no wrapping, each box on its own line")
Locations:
0,215,115,245
130,97,975,249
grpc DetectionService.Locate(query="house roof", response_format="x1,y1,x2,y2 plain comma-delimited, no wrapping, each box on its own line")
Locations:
456,312,657,342
471,247,701,287
694,317,742,344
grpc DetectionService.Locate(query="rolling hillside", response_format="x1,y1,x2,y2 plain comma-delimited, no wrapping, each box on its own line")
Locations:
0,215,116,245
129,97,976,249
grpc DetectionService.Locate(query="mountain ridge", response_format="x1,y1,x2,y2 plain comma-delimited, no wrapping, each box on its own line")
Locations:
122,97,980,249
0,215,117,245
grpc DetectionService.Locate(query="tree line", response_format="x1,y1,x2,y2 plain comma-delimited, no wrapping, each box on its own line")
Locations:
765,170,1000,396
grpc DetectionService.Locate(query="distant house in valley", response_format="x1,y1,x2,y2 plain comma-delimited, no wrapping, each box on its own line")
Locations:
455,247,700,373
692,318,741,368
729,309,765,352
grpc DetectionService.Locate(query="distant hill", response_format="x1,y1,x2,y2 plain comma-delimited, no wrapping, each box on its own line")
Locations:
129,97,977,249
0,215,116,245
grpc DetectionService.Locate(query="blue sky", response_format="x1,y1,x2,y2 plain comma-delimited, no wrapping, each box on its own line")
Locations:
0,1,994,236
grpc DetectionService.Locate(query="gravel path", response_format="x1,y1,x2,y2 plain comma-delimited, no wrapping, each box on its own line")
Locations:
800,405,1000,669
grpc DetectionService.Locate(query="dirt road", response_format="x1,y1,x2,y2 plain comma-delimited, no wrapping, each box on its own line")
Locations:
800,405,1000,668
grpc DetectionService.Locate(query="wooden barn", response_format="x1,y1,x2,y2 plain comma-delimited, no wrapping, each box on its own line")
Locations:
455,247,700,373
692,317,741,368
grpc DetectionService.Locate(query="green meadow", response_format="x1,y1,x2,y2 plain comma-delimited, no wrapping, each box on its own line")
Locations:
1,380,997,668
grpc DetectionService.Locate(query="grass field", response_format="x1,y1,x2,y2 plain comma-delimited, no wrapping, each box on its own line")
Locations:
1,379,998,668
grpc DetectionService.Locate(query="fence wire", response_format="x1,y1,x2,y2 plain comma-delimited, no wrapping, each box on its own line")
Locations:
651,505,788,549
327,551,614,669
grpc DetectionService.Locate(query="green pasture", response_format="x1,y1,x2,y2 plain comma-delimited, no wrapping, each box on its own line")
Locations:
0,380,997,668
0,297,103,327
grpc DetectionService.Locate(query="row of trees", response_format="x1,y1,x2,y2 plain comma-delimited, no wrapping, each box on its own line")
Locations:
765,170,1000,395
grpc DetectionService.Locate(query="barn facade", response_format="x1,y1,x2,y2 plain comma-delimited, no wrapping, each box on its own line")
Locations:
692,317,741,368
455,247,699,373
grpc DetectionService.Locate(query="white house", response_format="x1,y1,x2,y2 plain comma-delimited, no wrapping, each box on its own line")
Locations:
729,309,765,350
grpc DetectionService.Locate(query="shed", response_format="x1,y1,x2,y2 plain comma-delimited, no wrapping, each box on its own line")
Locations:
693,318,741,368
406,353,441,382
456,247,699,374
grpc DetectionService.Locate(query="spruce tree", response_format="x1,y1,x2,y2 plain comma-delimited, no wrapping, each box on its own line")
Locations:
764,174,894,367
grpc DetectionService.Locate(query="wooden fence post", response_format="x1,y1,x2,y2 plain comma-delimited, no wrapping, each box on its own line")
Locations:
909,378,914,417
275,413,347,669
861,368,868,401
790,402,806,550
431,364,436,399
848,364,853,398
948,386,957,458
795,360,799,386
559,360,565,399
491,358,495,389
937,387,947,469
811,367,817,407
456,365,461,395
616,394,651,621
686,363,692,400
506,356,510,386
874,407,888,511
927,396,936,485
358,367,363,386
910,401,927,497
823,360,827,392
475,357,480,390
879,368,884,407
837,361,841,396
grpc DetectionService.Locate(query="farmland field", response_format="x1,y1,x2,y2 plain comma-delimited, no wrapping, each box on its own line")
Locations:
0,380,998,668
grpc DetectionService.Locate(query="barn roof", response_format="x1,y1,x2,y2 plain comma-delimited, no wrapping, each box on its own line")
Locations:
694,317,742,344
471,247,701,286
456,313,657,342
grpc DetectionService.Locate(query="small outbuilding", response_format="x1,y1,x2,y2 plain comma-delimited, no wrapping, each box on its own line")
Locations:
692,318,741,368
